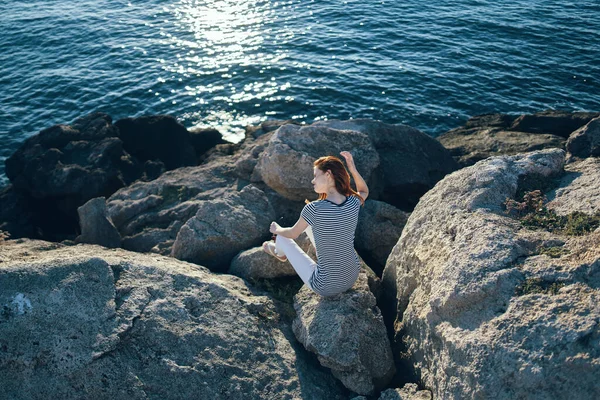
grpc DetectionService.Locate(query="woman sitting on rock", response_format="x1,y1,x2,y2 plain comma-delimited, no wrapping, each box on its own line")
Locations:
263,151,368,296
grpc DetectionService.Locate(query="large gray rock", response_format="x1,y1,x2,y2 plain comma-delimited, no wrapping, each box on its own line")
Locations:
106,158,240,254
76,197,121,248
0,239,349,400
566,116,600,160
292,269,395,395
315,119,459,210
245,119,301,139
356,200,409,274
382,148,600,399
254,124,380,202
171,185,275,272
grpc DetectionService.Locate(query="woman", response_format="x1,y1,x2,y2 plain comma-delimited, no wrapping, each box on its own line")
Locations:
262,151,368,297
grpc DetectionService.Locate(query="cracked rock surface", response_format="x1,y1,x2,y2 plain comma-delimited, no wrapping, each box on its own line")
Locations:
292,269,395,395
382,148,600,399
0,239,349,400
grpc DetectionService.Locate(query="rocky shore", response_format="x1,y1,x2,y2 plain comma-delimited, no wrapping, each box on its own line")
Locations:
1,110,599,399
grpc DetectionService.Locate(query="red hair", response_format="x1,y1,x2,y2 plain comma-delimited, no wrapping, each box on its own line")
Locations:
307,155,365,206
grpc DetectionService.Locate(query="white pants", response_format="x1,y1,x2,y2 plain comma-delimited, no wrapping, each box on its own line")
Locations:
275,227,317,291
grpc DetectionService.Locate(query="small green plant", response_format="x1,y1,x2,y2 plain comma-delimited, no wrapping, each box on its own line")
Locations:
504,190,546,218
516,278,565,296
504,191,600,235
562,212,600,236
538,246,570,258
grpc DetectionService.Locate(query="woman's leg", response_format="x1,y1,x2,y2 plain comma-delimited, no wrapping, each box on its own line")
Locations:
275,235,317,289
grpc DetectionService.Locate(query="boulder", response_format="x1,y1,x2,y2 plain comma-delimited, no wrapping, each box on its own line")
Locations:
314,119,459,210
0,239,349,400
76,197,121,248
171,185,276,272
106,156,241,254
509,109,600,137
115,115,197,170
228,232,314,280
188,127,228,160
104,129,297,258
566,116,600,160
292,269,395,395
254,124,380,202
381,148,600,399
3,112,142,239
356,200,409,275
5,112,141,202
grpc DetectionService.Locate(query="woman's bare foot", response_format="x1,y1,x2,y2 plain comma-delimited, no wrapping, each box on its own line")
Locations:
262,241,287,262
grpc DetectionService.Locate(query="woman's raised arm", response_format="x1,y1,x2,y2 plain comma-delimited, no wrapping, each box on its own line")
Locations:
340,151,369,200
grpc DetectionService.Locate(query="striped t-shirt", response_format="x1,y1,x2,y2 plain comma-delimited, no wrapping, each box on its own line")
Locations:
300,194,361,296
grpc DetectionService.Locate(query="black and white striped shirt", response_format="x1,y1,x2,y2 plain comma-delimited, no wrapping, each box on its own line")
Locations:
301,195,361,296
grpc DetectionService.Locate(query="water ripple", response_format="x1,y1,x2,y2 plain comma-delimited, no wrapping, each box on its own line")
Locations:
1,0,599,187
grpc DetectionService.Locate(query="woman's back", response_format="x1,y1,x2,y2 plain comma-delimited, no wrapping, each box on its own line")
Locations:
301,195,361,296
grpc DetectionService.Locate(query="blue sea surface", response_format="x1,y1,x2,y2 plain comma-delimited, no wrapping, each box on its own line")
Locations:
1,0,599,187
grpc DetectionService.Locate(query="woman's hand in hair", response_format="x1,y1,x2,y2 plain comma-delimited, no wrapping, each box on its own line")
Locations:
340,151,357,171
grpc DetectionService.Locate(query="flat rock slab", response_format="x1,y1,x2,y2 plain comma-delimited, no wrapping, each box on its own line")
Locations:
0,239,349,400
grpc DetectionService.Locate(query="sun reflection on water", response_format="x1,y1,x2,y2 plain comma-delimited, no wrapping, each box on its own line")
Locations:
156,0,294,141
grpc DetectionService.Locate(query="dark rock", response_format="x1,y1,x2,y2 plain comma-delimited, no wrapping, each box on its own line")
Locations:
508,109,600,138
0,185,37,239
314,119,459,210
438,125,565,168
3,112,142,239
188,127,228,159
566,116,600,159
76,197,121,248
356,200,409,275
464,113,516,129
142,159,166,181
115,115,197,170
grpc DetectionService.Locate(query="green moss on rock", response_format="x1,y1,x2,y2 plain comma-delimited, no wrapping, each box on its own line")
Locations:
516,278,565,296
